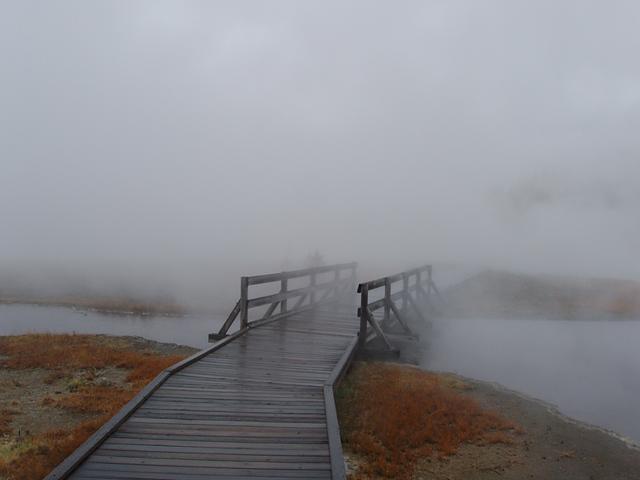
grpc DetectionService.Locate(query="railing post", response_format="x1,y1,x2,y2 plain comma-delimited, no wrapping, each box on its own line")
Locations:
280,277,288,314
359,284,369,348
350,265,357,294
384,277,391,323
402,273,408,311
310,271,317,306
240,276,249,329
427,265,433,297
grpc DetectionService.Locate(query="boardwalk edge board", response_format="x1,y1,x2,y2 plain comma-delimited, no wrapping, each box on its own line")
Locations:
43,330,248,480
324,336,359,480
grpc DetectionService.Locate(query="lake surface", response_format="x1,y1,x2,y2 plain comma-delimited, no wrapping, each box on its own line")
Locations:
2,304,639,444
422,317,640,444
0,304,225,349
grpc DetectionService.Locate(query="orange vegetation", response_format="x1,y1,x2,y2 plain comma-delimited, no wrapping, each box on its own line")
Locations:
337,362,522,480
0,409,19,436
0,334,185,480
0,334,181,384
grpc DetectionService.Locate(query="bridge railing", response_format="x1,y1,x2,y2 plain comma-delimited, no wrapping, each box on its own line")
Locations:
210,262,357,341
357,265,441,349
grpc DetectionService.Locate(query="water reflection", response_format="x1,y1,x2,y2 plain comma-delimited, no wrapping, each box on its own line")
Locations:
0,304,225,349
422,317,640,444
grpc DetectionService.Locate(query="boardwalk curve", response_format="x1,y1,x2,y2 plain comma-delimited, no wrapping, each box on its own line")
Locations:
46,301,359,480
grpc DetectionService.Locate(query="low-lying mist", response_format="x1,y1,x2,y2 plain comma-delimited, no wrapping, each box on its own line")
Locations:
2,1,640,306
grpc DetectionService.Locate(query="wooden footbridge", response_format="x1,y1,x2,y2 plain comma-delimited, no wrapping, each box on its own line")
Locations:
47,263,441,480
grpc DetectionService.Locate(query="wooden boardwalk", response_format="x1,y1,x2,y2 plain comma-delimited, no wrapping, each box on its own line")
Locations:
50,303,359,480
47,263,438,480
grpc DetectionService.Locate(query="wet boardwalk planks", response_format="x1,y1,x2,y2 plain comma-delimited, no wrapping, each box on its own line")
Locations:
61,304,359,480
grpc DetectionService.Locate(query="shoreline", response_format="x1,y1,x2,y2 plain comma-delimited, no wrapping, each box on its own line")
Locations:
413,366,640,479
0,299,186,317
430,367,640,451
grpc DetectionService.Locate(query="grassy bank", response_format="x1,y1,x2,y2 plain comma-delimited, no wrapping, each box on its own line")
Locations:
336,362,522,479
337,361,640,480
0,334,194,480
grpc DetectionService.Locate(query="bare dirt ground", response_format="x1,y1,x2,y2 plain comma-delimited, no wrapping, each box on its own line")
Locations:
414,372,640,480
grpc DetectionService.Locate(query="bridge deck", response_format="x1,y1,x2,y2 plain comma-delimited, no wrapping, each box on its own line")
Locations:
65,304,359,480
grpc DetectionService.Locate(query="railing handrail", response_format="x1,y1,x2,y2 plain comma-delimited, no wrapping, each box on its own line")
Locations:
210,262,357,341
357,264,432,292
356,264,439,349
247,262,358,285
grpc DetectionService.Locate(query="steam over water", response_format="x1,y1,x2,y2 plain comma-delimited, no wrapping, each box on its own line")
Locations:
0,304,223,349
422,317,640,444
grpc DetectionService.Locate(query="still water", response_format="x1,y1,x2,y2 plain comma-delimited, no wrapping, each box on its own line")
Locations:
0,304,225,349
423,317,640,444
2,304,639,444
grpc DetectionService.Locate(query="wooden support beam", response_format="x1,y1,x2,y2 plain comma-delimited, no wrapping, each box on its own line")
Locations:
240,276,249,330
430,279,442,299
402,273,409,311
309,272,317,305
406,291,427,323
388,298,413,334
358,284,369,348
292,292,308,310
384,278,391,323
366,308,395,351
262,300,280,320
209,300,240,340
280,277,287,313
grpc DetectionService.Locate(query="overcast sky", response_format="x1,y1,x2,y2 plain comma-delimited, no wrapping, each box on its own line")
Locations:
2,1,640,286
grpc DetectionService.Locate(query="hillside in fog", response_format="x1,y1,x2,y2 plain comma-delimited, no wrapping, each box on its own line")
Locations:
445,270,640,320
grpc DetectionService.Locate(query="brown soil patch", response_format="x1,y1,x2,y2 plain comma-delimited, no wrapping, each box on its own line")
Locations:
0,334,196,480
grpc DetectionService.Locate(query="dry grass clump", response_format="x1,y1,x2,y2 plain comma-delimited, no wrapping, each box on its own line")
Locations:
0,417,108,480
0,334,185,480
0,410,20,436
0,334,181,384
337,362,522,480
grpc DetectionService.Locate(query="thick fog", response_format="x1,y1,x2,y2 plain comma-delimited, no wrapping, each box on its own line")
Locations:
2,1,640,305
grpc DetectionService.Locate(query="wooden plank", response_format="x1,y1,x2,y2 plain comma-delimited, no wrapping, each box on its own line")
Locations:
87,455,331,470
76,463,332,479
324,386,345,480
